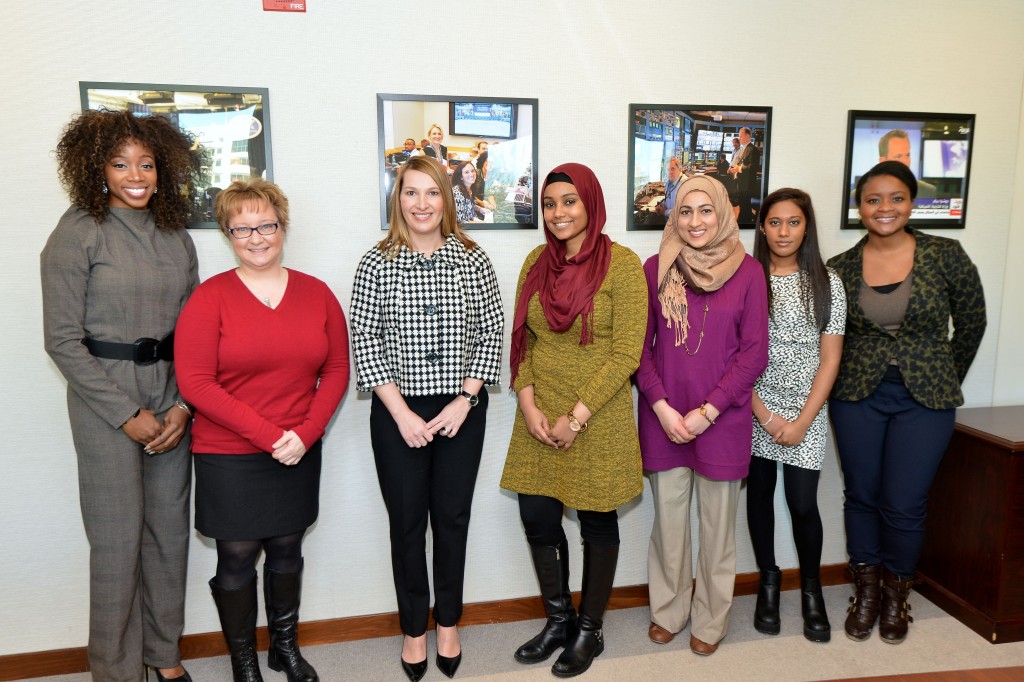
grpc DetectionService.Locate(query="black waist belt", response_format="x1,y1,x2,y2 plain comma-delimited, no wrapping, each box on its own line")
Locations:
83,333,175,365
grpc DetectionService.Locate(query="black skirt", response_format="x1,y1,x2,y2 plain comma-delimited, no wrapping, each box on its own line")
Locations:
194,440,322,540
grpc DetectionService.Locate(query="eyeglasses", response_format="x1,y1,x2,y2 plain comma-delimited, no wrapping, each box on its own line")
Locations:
228,222,279,239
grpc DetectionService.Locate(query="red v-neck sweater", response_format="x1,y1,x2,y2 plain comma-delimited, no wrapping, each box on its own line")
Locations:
175,269,350,454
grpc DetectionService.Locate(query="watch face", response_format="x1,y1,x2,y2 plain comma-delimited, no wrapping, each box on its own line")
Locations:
462,391,479,406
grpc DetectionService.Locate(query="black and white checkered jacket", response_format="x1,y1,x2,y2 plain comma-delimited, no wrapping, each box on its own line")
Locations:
350,236,504,395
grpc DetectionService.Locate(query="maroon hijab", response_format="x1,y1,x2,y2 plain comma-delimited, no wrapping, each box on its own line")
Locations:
510,163,613,384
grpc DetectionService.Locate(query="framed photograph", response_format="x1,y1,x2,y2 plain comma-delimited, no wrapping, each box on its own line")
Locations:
841,110,975,229
80,82,273,229
627,104,772,230
376,94,539,230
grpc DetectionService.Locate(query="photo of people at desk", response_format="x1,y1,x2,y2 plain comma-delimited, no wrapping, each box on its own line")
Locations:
380,98,535,227
631,108,768,229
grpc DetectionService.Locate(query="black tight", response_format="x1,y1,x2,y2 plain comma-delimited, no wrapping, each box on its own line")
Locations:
746,456,823,579
518,493,619,546
214,530,306,589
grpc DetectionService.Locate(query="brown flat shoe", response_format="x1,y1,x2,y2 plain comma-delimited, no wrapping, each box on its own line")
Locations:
689,634,719,656
648,622,674,644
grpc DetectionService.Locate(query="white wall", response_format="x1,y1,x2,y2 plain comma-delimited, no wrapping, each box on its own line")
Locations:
3,0,1022,656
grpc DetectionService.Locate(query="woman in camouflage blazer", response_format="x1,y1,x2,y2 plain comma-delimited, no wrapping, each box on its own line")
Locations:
826,161,985,646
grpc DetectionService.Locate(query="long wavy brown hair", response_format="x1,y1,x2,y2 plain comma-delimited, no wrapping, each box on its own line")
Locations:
55,108,204,232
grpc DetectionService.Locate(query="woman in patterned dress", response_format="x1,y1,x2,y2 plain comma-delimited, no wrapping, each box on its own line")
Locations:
746,188,846,643
350,156,504,681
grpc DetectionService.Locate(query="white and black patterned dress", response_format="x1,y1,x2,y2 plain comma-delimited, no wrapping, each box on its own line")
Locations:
751,268,846,470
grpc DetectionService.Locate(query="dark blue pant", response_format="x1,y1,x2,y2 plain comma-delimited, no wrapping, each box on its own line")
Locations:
371,391,487,636
830,370,954,577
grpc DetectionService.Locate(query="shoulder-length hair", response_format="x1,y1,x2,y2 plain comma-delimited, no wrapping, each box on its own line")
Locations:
452,161,476,202
378,156,477,257
754,187,832,331
55,108,204,232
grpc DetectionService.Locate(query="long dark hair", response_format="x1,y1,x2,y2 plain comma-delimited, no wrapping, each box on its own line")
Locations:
452,161,476,202
754,187,832,331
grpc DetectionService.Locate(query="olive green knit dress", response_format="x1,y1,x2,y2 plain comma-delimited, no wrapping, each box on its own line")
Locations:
500,242,648,511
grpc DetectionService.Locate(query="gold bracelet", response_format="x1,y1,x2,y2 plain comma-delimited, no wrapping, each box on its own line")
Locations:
567,410,588,433
699,401,716,426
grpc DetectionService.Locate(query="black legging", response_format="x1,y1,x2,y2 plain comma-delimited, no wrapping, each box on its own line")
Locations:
746,456,823,579
214,530,306,589
518,493,619,547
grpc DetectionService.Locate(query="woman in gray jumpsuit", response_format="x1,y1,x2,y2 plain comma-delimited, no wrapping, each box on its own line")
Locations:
41,109,203,682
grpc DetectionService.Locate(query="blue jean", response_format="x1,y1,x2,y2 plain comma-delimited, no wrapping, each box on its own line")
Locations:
829,369,954,577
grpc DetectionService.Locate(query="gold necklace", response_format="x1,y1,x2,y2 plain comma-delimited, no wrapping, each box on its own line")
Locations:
683,303,709,356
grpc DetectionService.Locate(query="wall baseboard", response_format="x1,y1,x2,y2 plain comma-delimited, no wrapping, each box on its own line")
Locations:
0,563,849,681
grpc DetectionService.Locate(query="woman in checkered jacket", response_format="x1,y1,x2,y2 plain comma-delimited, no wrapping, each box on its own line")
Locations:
350,156,504,682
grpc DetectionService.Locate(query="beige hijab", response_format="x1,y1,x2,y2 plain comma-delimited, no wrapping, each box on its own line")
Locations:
657,175,746,346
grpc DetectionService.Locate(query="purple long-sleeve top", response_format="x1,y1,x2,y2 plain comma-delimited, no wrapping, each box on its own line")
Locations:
636,254,769,481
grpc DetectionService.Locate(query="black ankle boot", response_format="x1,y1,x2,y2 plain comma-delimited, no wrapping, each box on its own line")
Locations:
515,540,577,664
551,542,617,678
753,567,781,635
800,577,831,643
264,561,318,681
210,576,265,682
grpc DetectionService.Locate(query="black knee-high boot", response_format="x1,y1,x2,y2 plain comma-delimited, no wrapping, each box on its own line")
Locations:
515,539,578,663
264,560,318,681
551,542,617,678
210,575,265,682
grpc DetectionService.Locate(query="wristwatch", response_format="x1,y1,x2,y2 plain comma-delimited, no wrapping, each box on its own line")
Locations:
460,390,479,407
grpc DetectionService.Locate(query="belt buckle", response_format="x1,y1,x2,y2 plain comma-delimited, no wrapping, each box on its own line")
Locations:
133,337,160,366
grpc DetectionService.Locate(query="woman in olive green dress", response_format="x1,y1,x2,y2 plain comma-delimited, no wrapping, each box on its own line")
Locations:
501,163,647,678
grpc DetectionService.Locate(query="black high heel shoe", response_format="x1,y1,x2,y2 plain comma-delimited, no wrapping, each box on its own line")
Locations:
435,651,462,678
150,666,193,682
400,657,428,682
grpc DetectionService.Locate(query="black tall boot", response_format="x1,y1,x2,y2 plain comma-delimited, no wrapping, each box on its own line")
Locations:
515,540,578,664
264,561,319,681
210,575,265,682
753,567,781,635
551,542,618,679
800,577,831,643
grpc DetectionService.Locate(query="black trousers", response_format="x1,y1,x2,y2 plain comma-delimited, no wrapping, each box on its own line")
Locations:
517,493,620,547
371,391,487,636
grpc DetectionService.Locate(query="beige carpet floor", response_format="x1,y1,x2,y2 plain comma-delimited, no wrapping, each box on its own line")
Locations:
32,586,1024,681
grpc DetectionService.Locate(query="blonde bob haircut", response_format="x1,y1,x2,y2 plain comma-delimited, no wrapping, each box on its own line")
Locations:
379,156,477,257
215,178,290,237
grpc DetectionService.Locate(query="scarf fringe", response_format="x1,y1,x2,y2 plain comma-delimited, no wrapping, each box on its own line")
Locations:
658,268,690,347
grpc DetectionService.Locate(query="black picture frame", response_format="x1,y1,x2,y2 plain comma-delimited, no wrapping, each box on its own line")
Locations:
376,94,539,230
80,82,273,229
840,110,975,230
627,104,772,230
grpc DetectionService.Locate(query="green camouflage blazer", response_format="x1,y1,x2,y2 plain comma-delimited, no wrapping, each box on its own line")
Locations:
827,228,985,410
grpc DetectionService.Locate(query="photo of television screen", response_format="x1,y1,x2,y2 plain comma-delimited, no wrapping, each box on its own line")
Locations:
451,102,516,139
840,110,975,229
627,104,772,230
696,129,723,151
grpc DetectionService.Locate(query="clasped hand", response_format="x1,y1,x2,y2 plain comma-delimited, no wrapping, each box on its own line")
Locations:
123,407,189,454
396,397,471,449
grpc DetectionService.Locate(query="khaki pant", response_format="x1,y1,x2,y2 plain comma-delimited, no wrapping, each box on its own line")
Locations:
647,467,740,645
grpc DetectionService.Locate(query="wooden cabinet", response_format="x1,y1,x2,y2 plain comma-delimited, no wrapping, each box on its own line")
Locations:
916,405,1024,643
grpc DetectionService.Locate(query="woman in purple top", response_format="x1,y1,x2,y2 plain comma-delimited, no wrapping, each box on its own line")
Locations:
637,175,768,656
